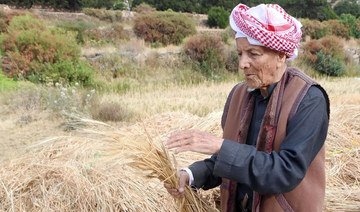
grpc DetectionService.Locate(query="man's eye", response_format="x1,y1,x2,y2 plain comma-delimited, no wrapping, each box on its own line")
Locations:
250,52,260,56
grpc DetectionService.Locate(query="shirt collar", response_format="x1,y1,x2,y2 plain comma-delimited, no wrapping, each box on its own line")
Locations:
248,82,279,99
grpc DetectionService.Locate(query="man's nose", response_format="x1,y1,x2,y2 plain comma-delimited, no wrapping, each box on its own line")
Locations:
239,54,250,69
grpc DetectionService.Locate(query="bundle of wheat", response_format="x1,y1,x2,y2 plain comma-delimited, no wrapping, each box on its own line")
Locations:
128,134,218,212
0,136,177,211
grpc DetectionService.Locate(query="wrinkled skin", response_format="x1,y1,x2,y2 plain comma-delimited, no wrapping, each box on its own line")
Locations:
237,37,287,96
164,37,287,198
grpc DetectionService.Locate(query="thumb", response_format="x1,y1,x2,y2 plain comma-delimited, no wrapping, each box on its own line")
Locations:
178,171,189,193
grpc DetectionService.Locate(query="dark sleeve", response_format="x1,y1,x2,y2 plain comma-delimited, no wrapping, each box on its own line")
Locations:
188,154,222,190
213,86,329,194
187,83,241,190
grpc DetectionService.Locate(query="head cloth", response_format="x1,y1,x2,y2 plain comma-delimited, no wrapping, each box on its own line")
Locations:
230,4,302,60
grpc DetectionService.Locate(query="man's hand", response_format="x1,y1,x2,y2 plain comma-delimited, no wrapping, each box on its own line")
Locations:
164,170,189,198
164,129,223,155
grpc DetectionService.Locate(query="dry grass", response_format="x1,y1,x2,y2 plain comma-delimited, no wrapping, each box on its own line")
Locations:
0,111,223,211
0,77,359,211
317,78,360,211
101,81,237,119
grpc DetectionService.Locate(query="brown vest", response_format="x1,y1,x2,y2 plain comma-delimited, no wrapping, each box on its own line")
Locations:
221,68,329,212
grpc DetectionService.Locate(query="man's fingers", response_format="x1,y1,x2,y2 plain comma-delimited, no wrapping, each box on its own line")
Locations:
178,176,186,193
163,183,171,189
166,136,193,150
178,170,189,196
174,145,190,154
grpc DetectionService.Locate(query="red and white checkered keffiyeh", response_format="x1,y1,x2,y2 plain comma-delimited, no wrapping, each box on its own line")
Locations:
230,4,302,60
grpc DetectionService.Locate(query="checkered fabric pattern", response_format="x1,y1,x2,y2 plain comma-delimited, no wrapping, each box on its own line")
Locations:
230,4,302,60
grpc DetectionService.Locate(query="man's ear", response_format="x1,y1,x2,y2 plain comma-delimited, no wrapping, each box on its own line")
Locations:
276,52,286,68
278,52,286,63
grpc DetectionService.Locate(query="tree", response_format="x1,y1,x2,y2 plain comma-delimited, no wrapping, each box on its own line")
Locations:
340,13,360,38
278,0,337,21
207,6,229,28
334,0,360,18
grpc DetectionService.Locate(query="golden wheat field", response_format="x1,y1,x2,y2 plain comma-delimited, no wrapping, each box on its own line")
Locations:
0,77,359,211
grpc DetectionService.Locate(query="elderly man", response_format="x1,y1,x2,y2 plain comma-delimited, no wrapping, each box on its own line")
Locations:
165,3,329,212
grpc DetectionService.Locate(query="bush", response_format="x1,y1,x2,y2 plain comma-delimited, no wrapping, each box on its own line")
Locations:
302,35,345,62
133,11,196,46
112,1,126,10
323,20,350,39
91,101,131,122
82,8,122,23
340,14,360,39
221,26,235,44
57,21,98,44
225,47,239,73
0,10,8,33
334,1,360,18
301,35,347,76
315,51,346,76
318,35,345,60
301,19,328,39
0,71,17,91
0,15,93,86
86,23,130,44
207,6,230,29
133,2,156,13
184,34,225,76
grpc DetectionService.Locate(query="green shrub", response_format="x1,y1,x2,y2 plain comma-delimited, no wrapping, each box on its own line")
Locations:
334,1,360,18
57,21,98,44
133,2,156,13
112,1,126,10
340,14,360,39
301,35,347,76
184,34,225,76
318,35,345,60
133,11,196,46
0,10,8,33
323,19,350,39
207,6,230,29
302,35,345,63
221,26,235,44
0,71,17,91
0,15,93,86
225,47,239,73
82,8,122,23
301,19,328,39
315,51,346,76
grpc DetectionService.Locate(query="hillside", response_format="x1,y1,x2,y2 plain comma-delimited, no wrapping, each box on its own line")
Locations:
0,7,360,211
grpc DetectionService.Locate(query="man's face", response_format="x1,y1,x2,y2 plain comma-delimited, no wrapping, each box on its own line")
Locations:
236,38,285,90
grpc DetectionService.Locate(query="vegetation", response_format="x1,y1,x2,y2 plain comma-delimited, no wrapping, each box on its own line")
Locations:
0,7,359,211
132,0,339,21
334,0,360,18
340,14,360,39
133,11,196,46
207,6,229,29
300,35,354,76
0,0,125,10
301,17,360,40
0,71,17,91
82,8,122,23
184,34,226,77
0,14,93,86
315,50,346,76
